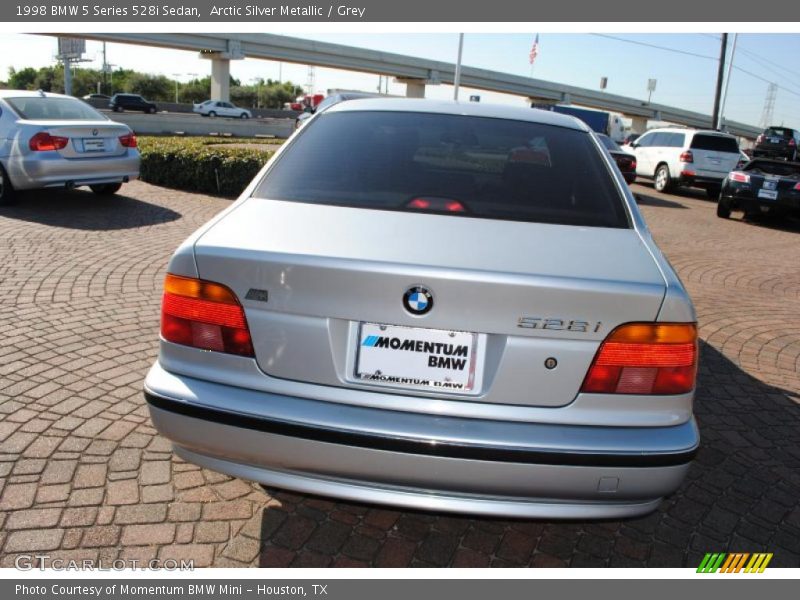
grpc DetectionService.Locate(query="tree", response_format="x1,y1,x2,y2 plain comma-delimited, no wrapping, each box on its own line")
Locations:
8,67,39,90
124,72,173,101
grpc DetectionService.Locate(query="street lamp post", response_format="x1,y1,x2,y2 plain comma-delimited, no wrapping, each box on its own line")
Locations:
172,73,181,103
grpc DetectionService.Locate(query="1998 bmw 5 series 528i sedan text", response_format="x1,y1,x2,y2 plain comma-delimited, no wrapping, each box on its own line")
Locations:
144,99,699,519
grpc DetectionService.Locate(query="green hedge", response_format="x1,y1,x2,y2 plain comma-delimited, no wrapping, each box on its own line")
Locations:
138,137,283,197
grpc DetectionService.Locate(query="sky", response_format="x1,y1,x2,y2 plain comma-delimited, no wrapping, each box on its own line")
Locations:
1,32,799,127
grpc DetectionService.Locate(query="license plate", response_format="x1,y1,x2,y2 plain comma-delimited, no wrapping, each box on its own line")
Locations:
758,188,778,200
356,323,479,393
82,138,106,152
770,137,781,144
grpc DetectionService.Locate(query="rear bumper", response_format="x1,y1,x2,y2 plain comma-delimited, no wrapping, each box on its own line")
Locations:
753,148,792,160
6,152,140,190
144,362,699,519
678,173,724,188
723,189,800,214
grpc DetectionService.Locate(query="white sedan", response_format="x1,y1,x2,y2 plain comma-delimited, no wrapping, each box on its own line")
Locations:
192,100,251,119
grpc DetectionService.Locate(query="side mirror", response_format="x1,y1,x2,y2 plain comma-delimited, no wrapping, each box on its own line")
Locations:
629,142,639,149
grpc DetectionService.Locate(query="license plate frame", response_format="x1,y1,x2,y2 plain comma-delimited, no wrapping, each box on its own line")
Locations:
354,322,481,394
82,138,106,153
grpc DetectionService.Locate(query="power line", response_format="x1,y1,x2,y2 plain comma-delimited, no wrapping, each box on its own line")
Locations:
732,64,800,98
736,46,800,80
589,34,718,61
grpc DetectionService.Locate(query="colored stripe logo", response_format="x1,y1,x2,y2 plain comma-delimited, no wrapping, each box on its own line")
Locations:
362,335,380,347
697,552,773,573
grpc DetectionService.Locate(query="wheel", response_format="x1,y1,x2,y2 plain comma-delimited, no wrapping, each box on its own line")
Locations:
147,106,156,114
716,197,732,219
208,111,217,118
240,113,249,119
0,165,16,206
114,106,123,112
90,183,123,195
654,164,673,193
706,186,721,200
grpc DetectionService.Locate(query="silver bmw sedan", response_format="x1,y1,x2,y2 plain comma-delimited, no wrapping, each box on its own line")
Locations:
0,90,140,204
145,99,699,519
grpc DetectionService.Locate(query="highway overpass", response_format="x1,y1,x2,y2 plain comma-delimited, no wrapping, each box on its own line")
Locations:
50,33,762,139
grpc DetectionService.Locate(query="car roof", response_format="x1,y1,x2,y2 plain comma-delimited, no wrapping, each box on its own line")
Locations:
0,89,79,100
644,126,736,138
326,98,588,131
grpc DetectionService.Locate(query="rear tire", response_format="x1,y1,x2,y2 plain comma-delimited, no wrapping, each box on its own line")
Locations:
240,113,249,119
208,111,217,118
90,183,123,196
654,164,673,193
716,197,732,219
147,107,156,114
0,165,16,206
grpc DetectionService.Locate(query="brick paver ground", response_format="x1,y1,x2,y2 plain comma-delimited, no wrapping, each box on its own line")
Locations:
1,181,799,568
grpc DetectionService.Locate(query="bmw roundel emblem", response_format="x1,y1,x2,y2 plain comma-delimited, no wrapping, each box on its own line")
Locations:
92,129,98,136
403,286,433,315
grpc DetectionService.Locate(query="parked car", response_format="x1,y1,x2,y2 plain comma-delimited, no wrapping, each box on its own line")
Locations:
295,91,382,129
109,93,157,114
752,126,799,162
628,127,741,197
82,93,110,101
0,90,140,204
193,100,251,119
717,158,800,220
145,100,699,519
596,133,637,184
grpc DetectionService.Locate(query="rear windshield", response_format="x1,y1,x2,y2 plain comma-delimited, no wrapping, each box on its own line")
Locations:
765,127,792,138
690,134,739,153
5,97,106,121
597,134,622,152
745,160,800,178
255,111,629,228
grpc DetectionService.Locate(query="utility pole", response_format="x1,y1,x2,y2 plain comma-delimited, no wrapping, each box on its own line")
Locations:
719,33,738,130
453,33,464,101
102,42,108,94
712,33,728,130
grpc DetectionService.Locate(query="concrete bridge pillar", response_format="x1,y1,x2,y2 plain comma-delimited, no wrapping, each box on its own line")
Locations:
209,57,231,102
395,78,427,98
630,116,648,134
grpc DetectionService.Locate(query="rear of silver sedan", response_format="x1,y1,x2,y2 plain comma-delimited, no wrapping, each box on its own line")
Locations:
144,100,699,518
0,92,139,197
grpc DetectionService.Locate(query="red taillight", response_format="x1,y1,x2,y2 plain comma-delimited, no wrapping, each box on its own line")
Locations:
445,200,465,212
794,182,800,191
408,198,430,209
789,138,796,147
580,323,697,395
119,133,137,148
407,197,466,213
729,171,750,183
630,160,637,170
160,274,254,357
679,151,694,163
29,131,69,152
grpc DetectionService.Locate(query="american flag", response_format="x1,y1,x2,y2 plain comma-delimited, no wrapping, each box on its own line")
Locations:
529,34,540,65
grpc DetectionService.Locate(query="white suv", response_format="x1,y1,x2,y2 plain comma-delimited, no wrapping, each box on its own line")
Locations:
629,127,741,197
192,100,252,119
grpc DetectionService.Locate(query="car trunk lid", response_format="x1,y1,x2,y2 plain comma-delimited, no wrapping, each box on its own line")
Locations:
192,198,668,407
19,120,131,159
